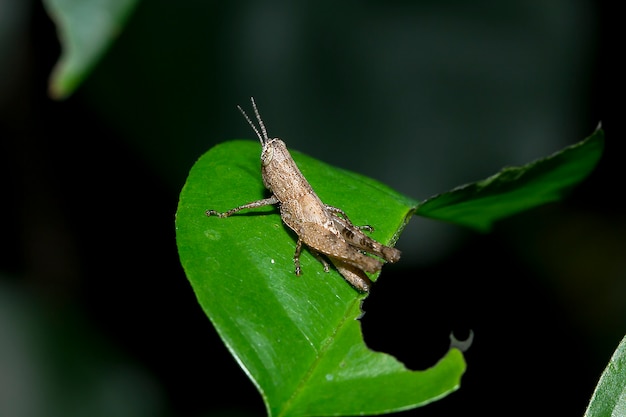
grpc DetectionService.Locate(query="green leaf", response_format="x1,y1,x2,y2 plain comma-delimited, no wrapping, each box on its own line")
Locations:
416,129,604,231
176,128,602,416
175,140,465,417
43,0,139,99
584,335,626,417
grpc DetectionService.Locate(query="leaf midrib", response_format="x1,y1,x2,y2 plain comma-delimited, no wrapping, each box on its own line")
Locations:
277,295,364,417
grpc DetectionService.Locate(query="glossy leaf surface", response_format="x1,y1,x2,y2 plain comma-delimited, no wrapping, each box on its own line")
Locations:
176,130,602,416
176,141,465,417
584,335,626,417
417,129,604,231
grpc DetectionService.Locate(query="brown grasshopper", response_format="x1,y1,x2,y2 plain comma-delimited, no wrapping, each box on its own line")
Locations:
206,97,401,292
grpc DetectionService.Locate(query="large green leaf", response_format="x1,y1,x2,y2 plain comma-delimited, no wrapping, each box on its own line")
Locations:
417,129,604,231
175,140,465,417
584,335,626,417
43,0,139,99
176,129,602,416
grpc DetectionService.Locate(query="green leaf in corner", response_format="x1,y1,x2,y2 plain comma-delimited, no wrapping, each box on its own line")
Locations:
584,335,626,417
416,129,604,232
175,140,465,417
43,0,139,99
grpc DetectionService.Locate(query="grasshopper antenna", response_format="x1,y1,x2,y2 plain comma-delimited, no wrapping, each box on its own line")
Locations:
237,97,269,145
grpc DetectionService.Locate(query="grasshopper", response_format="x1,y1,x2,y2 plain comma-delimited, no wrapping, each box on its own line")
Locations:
206,97,401,292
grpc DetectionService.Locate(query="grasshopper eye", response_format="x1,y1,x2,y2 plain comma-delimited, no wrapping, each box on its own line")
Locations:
261,146,274,166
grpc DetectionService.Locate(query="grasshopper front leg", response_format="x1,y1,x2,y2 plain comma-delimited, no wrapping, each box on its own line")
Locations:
206,196,279,218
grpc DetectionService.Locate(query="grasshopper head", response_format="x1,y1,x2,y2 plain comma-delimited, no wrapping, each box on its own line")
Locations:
260,138,276,166
237,98,287,167
237,98,292,190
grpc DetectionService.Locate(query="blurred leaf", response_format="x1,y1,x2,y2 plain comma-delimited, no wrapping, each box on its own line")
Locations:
416,129,604,231
0,279,166,417
43,0,139,99
175,141,465,417
584,335,626,417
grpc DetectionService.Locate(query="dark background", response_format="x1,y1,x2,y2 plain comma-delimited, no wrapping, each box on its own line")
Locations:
1,1,623,416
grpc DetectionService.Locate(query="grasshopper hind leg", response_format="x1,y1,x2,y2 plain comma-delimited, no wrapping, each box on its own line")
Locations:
325,205,373,232
330,258,372,293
